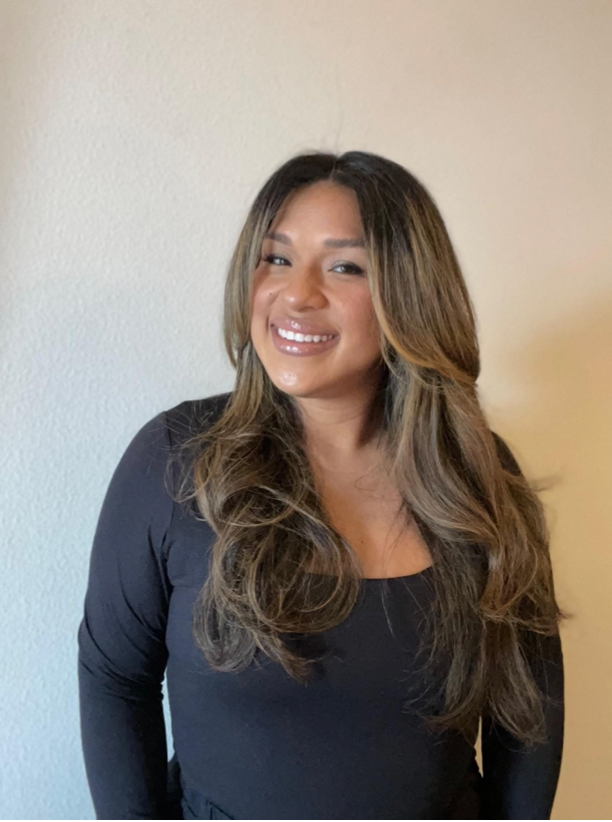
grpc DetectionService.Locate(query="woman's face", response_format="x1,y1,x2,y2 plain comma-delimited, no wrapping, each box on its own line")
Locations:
250,181,382,400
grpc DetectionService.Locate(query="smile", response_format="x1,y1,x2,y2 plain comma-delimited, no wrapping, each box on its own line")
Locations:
271,324,340,357
277,327,336,343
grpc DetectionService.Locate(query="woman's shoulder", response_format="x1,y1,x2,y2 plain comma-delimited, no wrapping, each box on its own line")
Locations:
115,391,233,487
162,390,233,446
112,392,233,517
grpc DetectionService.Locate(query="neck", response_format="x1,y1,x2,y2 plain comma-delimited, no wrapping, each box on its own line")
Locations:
297,386,386,472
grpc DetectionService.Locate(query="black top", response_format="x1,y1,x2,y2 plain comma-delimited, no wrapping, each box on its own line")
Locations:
77,393,564,820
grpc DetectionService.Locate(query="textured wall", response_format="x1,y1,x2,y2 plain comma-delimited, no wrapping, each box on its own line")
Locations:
1,0,610,818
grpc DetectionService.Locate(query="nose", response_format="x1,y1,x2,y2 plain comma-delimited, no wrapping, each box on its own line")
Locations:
280,265,327,310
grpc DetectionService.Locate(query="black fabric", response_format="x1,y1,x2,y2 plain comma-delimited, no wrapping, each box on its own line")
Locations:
77,393,564,820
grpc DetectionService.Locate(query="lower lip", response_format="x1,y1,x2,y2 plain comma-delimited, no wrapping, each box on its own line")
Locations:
271,325,340,357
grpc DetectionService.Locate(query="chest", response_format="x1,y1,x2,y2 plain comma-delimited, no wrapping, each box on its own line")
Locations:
315,472,433,578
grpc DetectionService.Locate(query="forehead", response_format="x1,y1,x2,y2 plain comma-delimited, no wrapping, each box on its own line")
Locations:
269,182,363,235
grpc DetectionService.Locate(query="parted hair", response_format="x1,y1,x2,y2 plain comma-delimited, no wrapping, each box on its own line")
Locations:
174,150,571,747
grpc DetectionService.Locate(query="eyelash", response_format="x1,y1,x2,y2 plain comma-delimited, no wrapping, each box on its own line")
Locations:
261,254,364,276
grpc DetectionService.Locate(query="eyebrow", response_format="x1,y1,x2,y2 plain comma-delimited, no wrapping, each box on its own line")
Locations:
264,231,365,249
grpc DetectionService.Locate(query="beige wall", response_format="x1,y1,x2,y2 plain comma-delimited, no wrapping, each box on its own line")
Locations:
1,0,610,818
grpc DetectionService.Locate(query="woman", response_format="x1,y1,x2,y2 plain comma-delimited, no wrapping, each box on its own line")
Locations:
78,150,568,820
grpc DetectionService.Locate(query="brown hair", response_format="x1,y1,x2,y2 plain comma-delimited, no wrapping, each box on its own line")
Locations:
174,150,571,747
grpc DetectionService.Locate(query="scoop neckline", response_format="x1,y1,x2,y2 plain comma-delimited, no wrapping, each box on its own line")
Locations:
362,563,434,582
306,564,434,582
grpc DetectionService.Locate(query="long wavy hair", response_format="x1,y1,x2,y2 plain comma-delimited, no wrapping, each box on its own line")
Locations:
174,150,571,747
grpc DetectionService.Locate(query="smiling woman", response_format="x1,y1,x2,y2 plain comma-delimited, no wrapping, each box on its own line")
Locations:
250,182,382,400
78,150,569,820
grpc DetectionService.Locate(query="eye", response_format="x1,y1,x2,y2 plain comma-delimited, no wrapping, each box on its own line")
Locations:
332,262,364,276
260,254,364,276
261,254,289,266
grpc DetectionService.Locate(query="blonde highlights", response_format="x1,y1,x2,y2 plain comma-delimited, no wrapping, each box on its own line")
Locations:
174,150,571,747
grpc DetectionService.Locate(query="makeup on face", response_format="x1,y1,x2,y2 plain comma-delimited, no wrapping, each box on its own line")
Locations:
270,320,340,357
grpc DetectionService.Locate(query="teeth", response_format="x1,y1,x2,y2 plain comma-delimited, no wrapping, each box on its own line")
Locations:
277,327,334,343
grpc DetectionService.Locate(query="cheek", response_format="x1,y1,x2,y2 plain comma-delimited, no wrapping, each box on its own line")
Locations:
250,275,273,319
347,291,378,329
349,297,381,353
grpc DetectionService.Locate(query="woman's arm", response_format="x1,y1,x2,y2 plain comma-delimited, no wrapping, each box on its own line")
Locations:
480,434,566,819
480,630,565,819
77,411,175,819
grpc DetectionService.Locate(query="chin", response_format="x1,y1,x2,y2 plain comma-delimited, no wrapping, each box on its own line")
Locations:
273,380,341,401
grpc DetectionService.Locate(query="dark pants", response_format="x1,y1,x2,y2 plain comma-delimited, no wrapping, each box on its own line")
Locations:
166,753,233,820
165,753,183,819
166,751,481,820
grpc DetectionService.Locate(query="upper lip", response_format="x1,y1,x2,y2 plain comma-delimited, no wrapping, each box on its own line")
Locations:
271,317,338,336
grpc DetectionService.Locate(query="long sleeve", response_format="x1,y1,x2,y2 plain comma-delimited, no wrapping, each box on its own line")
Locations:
77,411,175,820
481,433,566,819
480,631,564,819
